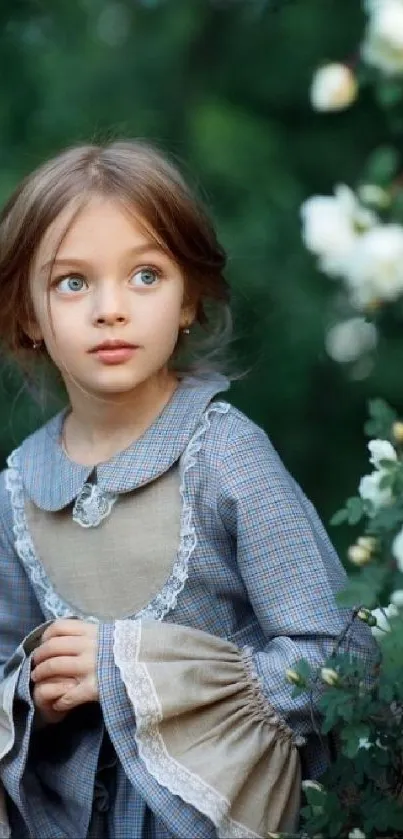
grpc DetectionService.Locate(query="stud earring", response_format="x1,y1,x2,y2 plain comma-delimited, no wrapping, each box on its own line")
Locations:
183,327,190,335
32,339,42,350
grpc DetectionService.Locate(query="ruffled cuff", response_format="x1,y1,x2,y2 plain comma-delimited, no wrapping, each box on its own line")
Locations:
0,622,103,839
0,622,51,838
113,619,301,839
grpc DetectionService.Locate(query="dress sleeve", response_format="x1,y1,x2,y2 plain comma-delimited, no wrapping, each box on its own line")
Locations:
0,471,46,837
216,425,376,738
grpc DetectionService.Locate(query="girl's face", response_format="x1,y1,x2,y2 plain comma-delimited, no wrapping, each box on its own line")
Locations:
29,196,193,399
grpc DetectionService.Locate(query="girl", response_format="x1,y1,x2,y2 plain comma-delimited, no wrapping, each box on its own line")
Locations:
0,141,373,839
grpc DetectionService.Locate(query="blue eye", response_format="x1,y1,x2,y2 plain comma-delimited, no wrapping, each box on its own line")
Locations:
130,267,160,288
56,275,87,293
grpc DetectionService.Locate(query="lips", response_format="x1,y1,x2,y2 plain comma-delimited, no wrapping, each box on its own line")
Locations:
89,340,138,353
89,340,139,365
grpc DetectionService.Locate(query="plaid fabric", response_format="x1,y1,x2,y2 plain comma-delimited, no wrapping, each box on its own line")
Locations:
0,373,376,838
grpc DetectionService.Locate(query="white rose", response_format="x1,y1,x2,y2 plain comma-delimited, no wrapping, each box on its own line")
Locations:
362,0,403,75
348,543,374,566
371,603,399,637
390,588,403,606
368,438,397,468
349,829,366,839
325,318,378,363
301,186,377,277
310,63,358,111
392,527,403,571
344,224,403,307
358,471,393,510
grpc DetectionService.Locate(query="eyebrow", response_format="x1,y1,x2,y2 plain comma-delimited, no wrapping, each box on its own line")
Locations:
39,243,167,274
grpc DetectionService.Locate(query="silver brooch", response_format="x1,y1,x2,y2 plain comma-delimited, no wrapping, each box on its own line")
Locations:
72,481,118,528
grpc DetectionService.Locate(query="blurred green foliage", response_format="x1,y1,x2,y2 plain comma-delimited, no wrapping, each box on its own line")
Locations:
0,0,394,558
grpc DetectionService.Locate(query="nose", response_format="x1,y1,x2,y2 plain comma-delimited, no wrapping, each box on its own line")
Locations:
92,283,129,327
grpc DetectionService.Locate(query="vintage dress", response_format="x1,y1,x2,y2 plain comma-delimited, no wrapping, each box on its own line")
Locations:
0,374,374,838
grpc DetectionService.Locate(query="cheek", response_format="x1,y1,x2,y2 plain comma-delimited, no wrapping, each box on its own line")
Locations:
148,289,184,328
152,309,182,342
40,305,77,358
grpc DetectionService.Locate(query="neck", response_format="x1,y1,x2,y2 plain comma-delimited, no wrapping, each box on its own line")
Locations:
62,369,179,466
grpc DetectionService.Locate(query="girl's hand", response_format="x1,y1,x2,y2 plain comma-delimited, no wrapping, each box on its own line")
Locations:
32,676,76,725
31,619,99,712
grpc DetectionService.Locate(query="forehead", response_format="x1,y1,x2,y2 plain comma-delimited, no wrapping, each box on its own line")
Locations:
32,195,161,269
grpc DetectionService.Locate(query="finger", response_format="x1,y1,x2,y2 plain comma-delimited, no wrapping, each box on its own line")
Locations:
34,679,77,704
41,619,85,642
53,682,90,712
31,656,87,683
33,636,83,665
33,675,77,689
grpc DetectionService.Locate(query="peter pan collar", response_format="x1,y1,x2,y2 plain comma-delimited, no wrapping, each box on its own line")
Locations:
17,373,229,511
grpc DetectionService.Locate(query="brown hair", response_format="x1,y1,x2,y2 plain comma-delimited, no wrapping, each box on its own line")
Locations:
0,140,231,378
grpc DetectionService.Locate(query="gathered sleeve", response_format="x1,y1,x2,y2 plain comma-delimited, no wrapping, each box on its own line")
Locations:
98,619,301,838
216,425,376,739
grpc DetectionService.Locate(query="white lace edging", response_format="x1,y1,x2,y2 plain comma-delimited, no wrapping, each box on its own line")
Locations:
135,401,231,622
114,619,260,839
5,402,230,624
5,449,97,623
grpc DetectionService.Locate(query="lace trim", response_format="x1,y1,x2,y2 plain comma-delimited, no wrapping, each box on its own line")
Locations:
5,449,98,623
72,481,118,528
114,619,259,839
5,402,230,623
241,646,306,748
135,401,230,621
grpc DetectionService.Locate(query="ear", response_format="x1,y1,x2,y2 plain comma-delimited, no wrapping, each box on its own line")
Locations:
180,292,198,330
23,322,43,343
20,317,43,347
180,308,197,331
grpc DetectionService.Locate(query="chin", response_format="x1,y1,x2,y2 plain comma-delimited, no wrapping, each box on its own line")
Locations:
87,371,153,396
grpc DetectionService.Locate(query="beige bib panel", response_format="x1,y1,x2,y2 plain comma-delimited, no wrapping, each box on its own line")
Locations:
25,464,181,620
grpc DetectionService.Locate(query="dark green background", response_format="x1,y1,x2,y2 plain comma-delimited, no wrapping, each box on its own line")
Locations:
0,0,397,558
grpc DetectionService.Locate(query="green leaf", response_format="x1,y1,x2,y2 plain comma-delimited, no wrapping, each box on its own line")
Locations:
363,146,400,186
336,564,387,608
378,681,395,703
330,508,348,526
391,187,403,222
364,398,398,438
340,722,371,758
320,691,353,733
376,80,403,109
294,658,312,682
371,503,403,531
345,496,365,525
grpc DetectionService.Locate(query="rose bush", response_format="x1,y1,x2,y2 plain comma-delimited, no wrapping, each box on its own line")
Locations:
294,2,403,836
